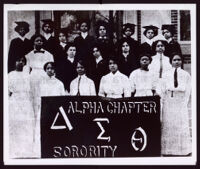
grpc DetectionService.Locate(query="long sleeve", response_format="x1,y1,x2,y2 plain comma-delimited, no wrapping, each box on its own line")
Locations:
89,80,96,96
98,76,106,97
123,76,131,97
129,72,136,93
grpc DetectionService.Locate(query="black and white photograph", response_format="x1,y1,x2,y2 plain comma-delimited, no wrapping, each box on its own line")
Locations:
3,3,196,165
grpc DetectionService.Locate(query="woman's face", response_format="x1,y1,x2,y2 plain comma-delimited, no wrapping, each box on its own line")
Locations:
43,23,53,34
140,56,150,69
109,60,118,73
122,42,130,53
18,27,26,37
34,36,43,49
146,29,154,40
67,46,76,58
172,55,182,68
76,63,85,76
59,32,67,43
162,29,172,40
80,22,88,33
99,26,106,37
156,41,165,54
93,47,101,58
45,63,55,77
124,28,133,37
16,58,25,71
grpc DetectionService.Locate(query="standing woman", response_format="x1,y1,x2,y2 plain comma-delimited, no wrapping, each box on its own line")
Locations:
54,28,68,64
8,57,35,158
129,53,157,97
161,24,182,57
8,21,32,73
95,21,115,60
70,60,96,96
25,34,54,137
41,19,56,55
99,57,131,98
148,40,172,80
118,23,140,58
141,25,159,56
56,43,78,92
34,62,67,158
117,39,139,77
161,53,191,156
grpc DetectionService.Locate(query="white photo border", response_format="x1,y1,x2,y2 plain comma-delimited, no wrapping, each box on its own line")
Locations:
3,3,197,165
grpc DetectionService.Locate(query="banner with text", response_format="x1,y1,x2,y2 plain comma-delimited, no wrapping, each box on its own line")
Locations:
41,96,161,158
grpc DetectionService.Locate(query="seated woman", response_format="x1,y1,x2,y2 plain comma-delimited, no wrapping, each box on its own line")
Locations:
70,60,96,96
129,53,157,97
161,53,191,156
8,57,35,158
98,57,131,98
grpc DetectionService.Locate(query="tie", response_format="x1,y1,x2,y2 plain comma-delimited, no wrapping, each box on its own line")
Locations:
77,76,81,96
34,50,45,54
159,54,163,78
174,68,178,88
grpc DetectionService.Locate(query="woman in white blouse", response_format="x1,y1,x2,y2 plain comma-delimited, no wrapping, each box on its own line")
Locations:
161,53,191,156
99,57,131,98
129,53,157,97
34,62,67,158
70,60,96,96
148,40,172,79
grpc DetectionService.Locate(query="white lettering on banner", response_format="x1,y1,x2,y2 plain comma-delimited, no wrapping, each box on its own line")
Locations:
50,106,73,131
53,145,117,157
131,127,147,151
93,118,111,142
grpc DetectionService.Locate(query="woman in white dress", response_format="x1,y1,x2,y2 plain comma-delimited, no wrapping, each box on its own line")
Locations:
148,40,172,79
99,57,131,98
8,57,35,158
25,34,54,129
34,62,67,158
70,60,96,96
129,53,157,97
161,53,191,156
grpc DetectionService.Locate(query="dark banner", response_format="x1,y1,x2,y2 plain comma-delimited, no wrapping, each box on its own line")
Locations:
41,96,161,158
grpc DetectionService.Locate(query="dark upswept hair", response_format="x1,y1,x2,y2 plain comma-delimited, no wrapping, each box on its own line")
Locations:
43,62,55,71
95,20,109,37
139,53,152,63
76,59,86,69
65,42,77,53
169,52,183,64
78,19,91,30
108,56,119,66
117,38,132,54
152,40,168,54
30,34,46,46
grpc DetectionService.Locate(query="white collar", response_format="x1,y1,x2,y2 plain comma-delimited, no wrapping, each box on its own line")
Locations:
17,35,26,41
145,38,155,46
109,70,120,76
44,33,52,40
78,74,86,79
44,74,56,80
81,32,88,39
67,57,75,63
122,52,129,58
96,55,103,64
60,42,67,48
167,37,173,43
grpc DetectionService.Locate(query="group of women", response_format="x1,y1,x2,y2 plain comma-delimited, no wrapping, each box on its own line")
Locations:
8,18,191,158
